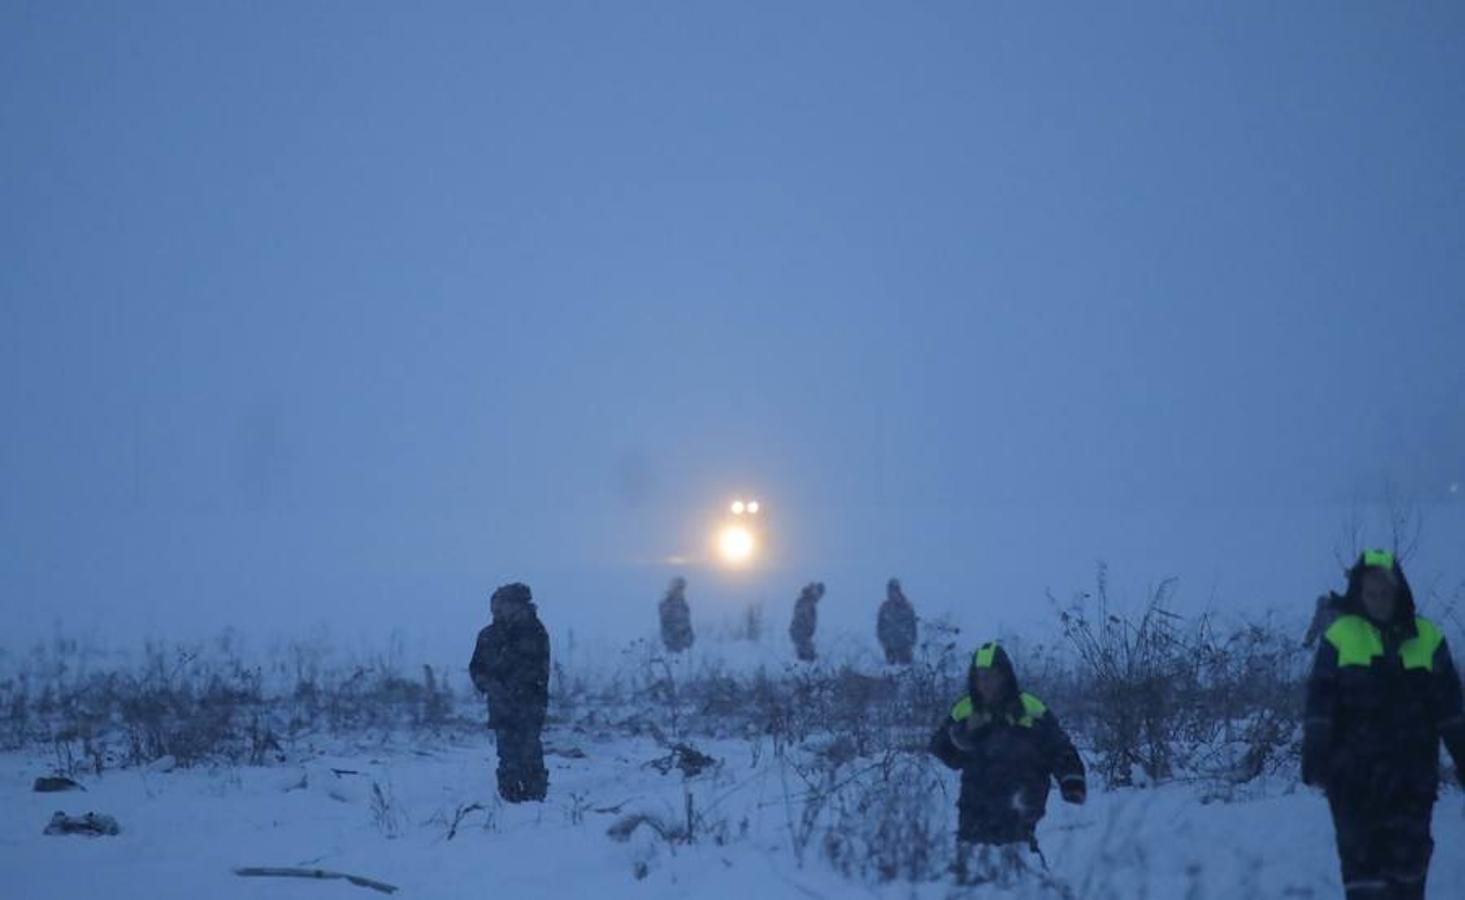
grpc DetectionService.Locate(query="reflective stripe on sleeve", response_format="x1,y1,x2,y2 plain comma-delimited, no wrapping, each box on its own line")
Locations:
1342,878,1391,895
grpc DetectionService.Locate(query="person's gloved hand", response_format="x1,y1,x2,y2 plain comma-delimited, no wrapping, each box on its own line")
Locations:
1060,777,1086,805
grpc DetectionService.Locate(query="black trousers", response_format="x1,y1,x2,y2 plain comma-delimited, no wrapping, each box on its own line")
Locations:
493,717,547,803
957,792,1046,847
1327,792,1433,900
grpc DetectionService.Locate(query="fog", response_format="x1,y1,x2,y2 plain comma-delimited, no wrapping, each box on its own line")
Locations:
3,3,1463,661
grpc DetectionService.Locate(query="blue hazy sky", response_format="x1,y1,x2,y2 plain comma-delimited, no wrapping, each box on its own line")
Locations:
3,2,1463,657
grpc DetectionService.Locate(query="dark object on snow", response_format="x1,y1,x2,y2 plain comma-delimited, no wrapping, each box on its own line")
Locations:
233,867,399,895
929,641,1086,849
647,742,717,778
33,776,83,793
607,812,678,844
877,577,918,665
789,581,824,662
43,811,120,837
1302,551,1465,899
469,582,551,803
658,576,694,654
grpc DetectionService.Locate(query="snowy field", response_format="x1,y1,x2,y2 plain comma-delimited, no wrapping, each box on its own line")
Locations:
2,629,1463,899
6,734,1463,899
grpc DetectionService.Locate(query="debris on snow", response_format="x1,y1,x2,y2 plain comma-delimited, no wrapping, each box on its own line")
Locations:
233,866,399,895
646,742,717,778
43,811,120,837
32,776,83,793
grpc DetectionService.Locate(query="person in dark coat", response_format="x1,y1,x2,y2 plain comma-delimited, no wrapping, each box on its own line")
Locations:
877,577,918,665
658,576,694,654
930,641,1086,883
1303,550,1465,900
789,581,824,662
469,582,550,803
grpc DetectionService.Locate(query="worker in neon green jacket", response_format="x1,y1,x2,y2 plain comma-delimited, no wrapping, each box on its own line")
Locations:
1303,550,1465,900
929,641,1085,883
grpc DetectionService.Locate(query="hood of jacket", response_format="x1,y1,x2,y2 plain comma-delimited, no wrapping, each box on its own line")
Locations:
966,641,1021,711
1339,550,1418,634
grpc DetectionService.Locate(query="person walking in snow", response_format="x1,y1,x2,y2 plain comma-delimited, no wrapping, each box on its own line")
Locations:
1303,550,1465,900
658,576,694,654
469,582,551,803
789,581,824,662
877,577,917,665
929,641,1086,885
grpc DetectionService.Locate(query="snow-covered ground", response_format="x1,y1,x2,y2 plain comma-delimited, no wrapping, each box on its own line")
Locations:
5,725,1463,899
3,624,1463,899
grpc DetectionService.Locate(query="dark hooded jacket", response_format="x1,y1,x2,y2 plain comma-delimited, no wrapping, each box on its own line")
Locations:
469,583,550,729
1303,554,1465,805
877,578,917,664
659,577,694,654
790,582,823,660
929,642,1085,845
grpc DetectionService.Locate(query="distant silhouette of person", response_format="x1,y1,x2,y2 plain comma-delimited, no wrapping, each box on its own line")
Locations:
877,577,918,665
659,576,694,653
1303,550,1465,900
469,582,550,802
790,581,824,661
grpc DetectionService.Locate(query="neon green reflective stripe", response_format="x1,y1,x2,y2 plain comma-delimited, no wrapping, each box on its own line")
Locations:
1363,549,1396,569
953,693,1046,727
1401,618,1443,671
951,696,973,722
1325,615,1443,671
974,643,998,669
1325,615,1384,667
1017,693,1048,728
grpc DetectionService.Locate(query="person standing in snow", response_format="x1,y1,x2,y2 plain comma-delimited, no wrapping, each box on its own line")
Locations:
929,641,1086,885
1303,550,1465,900
877,577,918,665
658,576,694,654
469,582,550,803
789,581,824,662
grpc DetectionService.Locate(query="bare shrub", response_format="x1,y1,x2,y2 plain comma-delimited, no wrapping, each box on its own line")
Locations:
3,590,1310,803
1,632,481,770
820,751,952,883
369,777,403,838
1055,566,1190,784
1054,564,1304,787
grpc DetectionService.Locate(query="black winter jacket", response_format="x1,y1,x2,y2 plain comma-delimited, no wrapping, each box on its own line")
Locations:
1303,557,1465,806
877,582,917,662
929,643,1085,844
470,605,550,728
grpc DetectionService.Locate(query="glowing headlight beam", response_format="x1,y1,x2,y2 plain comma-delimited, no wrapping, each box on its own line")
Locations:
718,525,756,565
731,500,746,515
746,501,760,514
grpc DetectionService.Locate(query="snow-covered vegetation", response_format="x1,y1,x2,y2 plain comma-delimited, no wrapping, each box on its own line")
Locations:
3,576,1462,898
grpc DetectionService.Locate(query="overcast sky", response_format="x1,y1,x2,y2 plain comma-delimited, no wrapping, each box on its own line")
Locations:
3,2,1463,658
